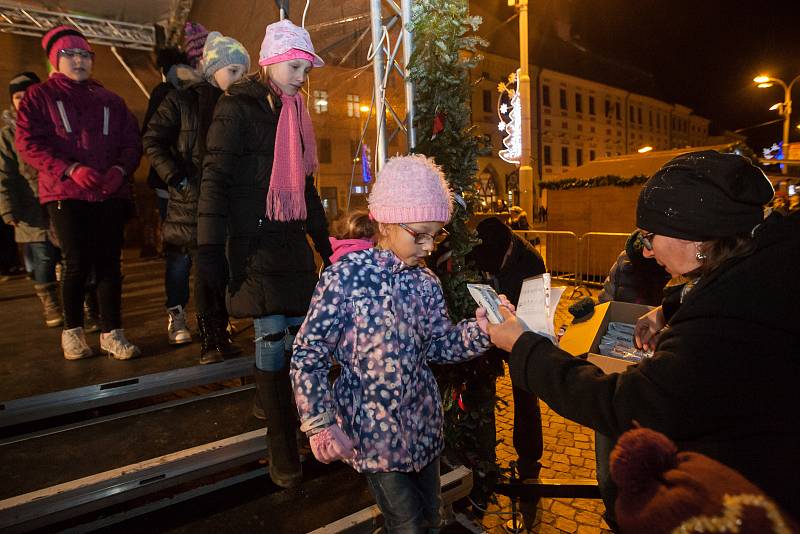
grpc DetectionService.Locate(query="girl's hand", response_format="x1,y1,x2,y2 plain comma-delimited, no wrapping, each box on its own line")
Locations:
476,294,515,334
309,424,355,464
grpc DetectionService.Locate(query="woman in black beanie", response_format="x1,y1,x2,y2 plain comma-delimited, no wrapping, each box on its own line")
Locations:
481,150,800,521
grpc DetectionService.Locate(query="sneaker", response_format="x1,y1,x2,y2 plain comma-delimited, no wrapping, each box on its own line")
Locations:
167,305,192,345
100,329,141,360
62,326,94,360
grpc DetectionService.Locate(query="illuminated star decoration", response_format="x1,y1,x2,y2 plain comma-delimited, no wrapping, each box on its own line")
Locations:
497,69,522,164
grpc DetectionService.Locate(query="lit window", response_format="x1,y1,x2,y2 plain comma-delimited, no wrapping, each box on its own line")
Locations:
346,94,360,117
314,90,328,114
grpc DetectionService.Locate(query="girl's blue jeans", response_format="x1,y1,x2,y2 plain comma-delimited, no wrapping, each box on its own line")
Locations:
365,458,442,533
253,314,304,371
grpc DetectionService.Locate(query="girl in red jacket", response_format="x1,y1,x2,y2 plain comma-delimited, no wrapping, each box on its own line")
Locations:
15,26,143,360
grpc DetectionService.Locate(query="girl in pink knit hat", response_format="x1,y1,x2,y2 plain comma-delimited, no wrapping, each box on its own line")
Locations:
195,18,332,490
292,154,497,532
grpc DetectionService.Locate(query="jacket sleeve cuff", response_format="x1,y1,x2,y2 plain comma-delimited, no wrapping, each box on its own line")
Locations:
508,331,550,390
197,217,228,245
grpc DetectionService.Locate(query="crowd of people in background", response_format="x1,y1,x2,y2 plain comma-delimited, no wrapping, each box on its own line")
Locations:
1,16,798,534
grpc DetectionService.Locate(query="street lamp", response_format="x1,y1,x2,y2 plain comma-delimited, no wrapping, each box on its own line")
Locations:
637,145,653,154
753,73,800,174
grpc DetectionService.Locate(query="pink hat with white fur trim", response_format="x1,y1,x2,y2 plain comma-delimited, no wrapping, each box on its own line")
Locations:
368,155,453,224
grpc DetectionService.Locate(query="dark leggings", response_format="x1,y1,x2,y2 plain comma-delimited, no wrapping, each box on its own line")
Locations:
47,199,126,332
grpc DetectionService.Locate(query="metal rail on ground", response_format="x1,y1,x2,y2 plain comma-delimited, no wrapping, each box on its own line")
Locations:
0,356,252,428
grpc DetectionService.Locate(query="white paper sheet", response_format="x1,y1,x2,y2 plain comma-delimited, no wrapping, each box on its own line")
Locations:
515,274,565,342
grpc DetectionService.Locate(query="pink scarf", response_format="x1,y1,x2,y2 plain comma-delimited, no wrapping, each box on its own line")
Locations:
266,87,318,221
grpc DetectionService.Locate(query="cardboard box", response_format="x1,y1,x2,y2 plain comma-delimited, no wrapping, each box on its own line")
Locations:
559,301,653,374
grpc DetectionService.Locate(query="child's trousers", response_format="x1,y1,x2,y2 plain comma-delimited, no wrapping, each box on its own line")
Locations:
365,457,442,533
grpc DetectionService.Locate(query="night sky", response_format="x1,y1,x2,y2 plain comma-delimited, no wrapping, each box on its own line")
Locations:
569,0,800,151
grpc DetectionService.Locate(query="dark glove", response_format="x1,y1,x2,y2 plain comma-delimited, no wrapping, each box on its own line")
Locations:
102,166,126,195
197,244,229,293
70,165,103,191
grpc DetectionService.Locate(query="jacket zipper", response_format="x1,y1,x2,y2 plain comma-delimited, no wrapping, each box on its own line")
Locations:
103,106,109,136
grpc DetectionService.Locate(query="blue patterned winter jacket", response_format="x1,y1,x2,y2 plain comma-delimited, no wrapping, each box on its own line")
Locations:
291,248,491,473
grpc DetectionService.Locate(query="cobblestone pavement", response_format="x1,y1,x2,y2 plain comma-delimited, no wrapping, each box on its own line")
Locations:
478,287,614,534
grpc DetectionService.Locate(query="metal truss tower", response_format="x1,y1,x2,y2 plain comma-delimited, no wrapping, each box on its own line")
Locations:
0,1,156,50
369,0,416,171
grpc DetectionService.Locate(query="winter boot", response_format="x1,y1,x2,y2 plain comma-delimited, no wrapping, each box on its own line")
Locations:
61,326,94,360
254,366,302,488
197,314,225,365
34,282,63,327
214,311,242,357
83,288,100,333
167,305,192,345
100,329,141,360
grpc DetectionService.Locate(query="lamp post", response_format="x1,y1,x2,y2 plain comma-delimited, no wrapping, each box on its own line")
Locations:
508,0,536,217
754,74,800,174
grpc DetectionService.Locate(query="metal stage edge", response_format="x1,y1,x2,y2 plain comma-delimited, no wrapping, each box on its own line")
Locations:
0,428,267,532
0,356,253,428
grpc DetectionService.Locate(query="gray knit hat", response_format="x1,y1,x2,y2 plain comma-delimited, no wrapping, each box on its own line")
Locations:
201,31,250,80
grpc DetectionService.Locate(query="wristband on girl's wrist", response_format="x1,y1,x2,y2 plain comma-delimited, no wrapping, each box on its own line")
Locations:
300,411,334,435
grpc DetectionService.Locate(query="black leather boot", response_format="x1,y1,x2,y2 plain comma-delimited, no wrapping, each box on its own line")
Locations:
214,311,242,357
254,366,302,488
197,314,225,365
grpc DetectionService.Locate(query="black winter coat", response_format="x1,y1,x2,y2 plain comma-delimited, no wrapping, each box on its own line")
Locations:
142,81,174,191
508,212,800,518
197,77,332,318
143,81,222,249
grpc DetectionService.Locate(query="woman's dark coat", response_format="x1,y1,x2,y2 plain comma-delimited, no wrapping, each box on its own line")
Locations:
197,77,332,318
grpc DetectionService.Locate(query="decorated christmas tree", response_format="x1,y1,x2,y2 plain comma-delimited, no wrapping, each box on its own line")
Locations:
408,0,502,499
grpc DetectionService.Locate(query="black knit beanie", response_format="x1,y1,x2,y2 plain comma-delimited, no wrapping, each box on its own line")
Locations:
636,151,774,241
469,217,513,274
9,72,40,99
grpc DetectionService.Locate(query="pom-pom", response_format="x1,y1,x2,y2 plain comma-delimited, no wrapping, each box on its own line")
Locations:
610,428,678,495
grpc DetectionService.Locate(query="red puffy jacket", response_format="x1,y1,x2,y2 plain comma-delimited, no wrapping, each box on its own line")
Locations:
15,72,142,203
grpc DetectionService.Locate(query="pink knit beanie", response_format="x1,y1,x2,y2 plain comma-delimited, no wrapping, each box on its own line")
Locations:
368,155,453,224
41,26,92,69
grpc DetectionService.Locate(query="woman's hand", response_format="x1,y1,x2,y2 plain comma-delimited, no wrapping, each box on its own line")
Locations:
485,305,525,352
634,306,665,351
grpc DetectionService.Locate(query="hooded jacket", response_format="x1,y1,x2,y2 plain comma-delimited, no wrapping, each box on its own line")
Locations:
291,248,492,473
0,109,47,242
142,64,204,192
143,80,221,248
197,76,332,318
15,73,141,204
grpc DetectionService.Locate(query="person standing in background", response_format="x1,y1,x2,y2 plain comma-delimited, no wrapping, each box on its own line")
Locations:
197,19,332,487
16,26,142,360
0,71,63,327
144,31,249,362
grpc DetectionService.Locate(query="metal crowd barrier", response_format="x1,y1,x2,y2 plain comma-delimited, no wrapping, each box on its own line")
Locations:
577,232,630,287
512,230,631,296
513,230,579,285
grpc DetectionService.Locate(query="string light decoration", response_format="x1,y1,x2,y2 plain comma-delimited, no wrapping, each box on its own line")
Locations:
497,69,521,164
